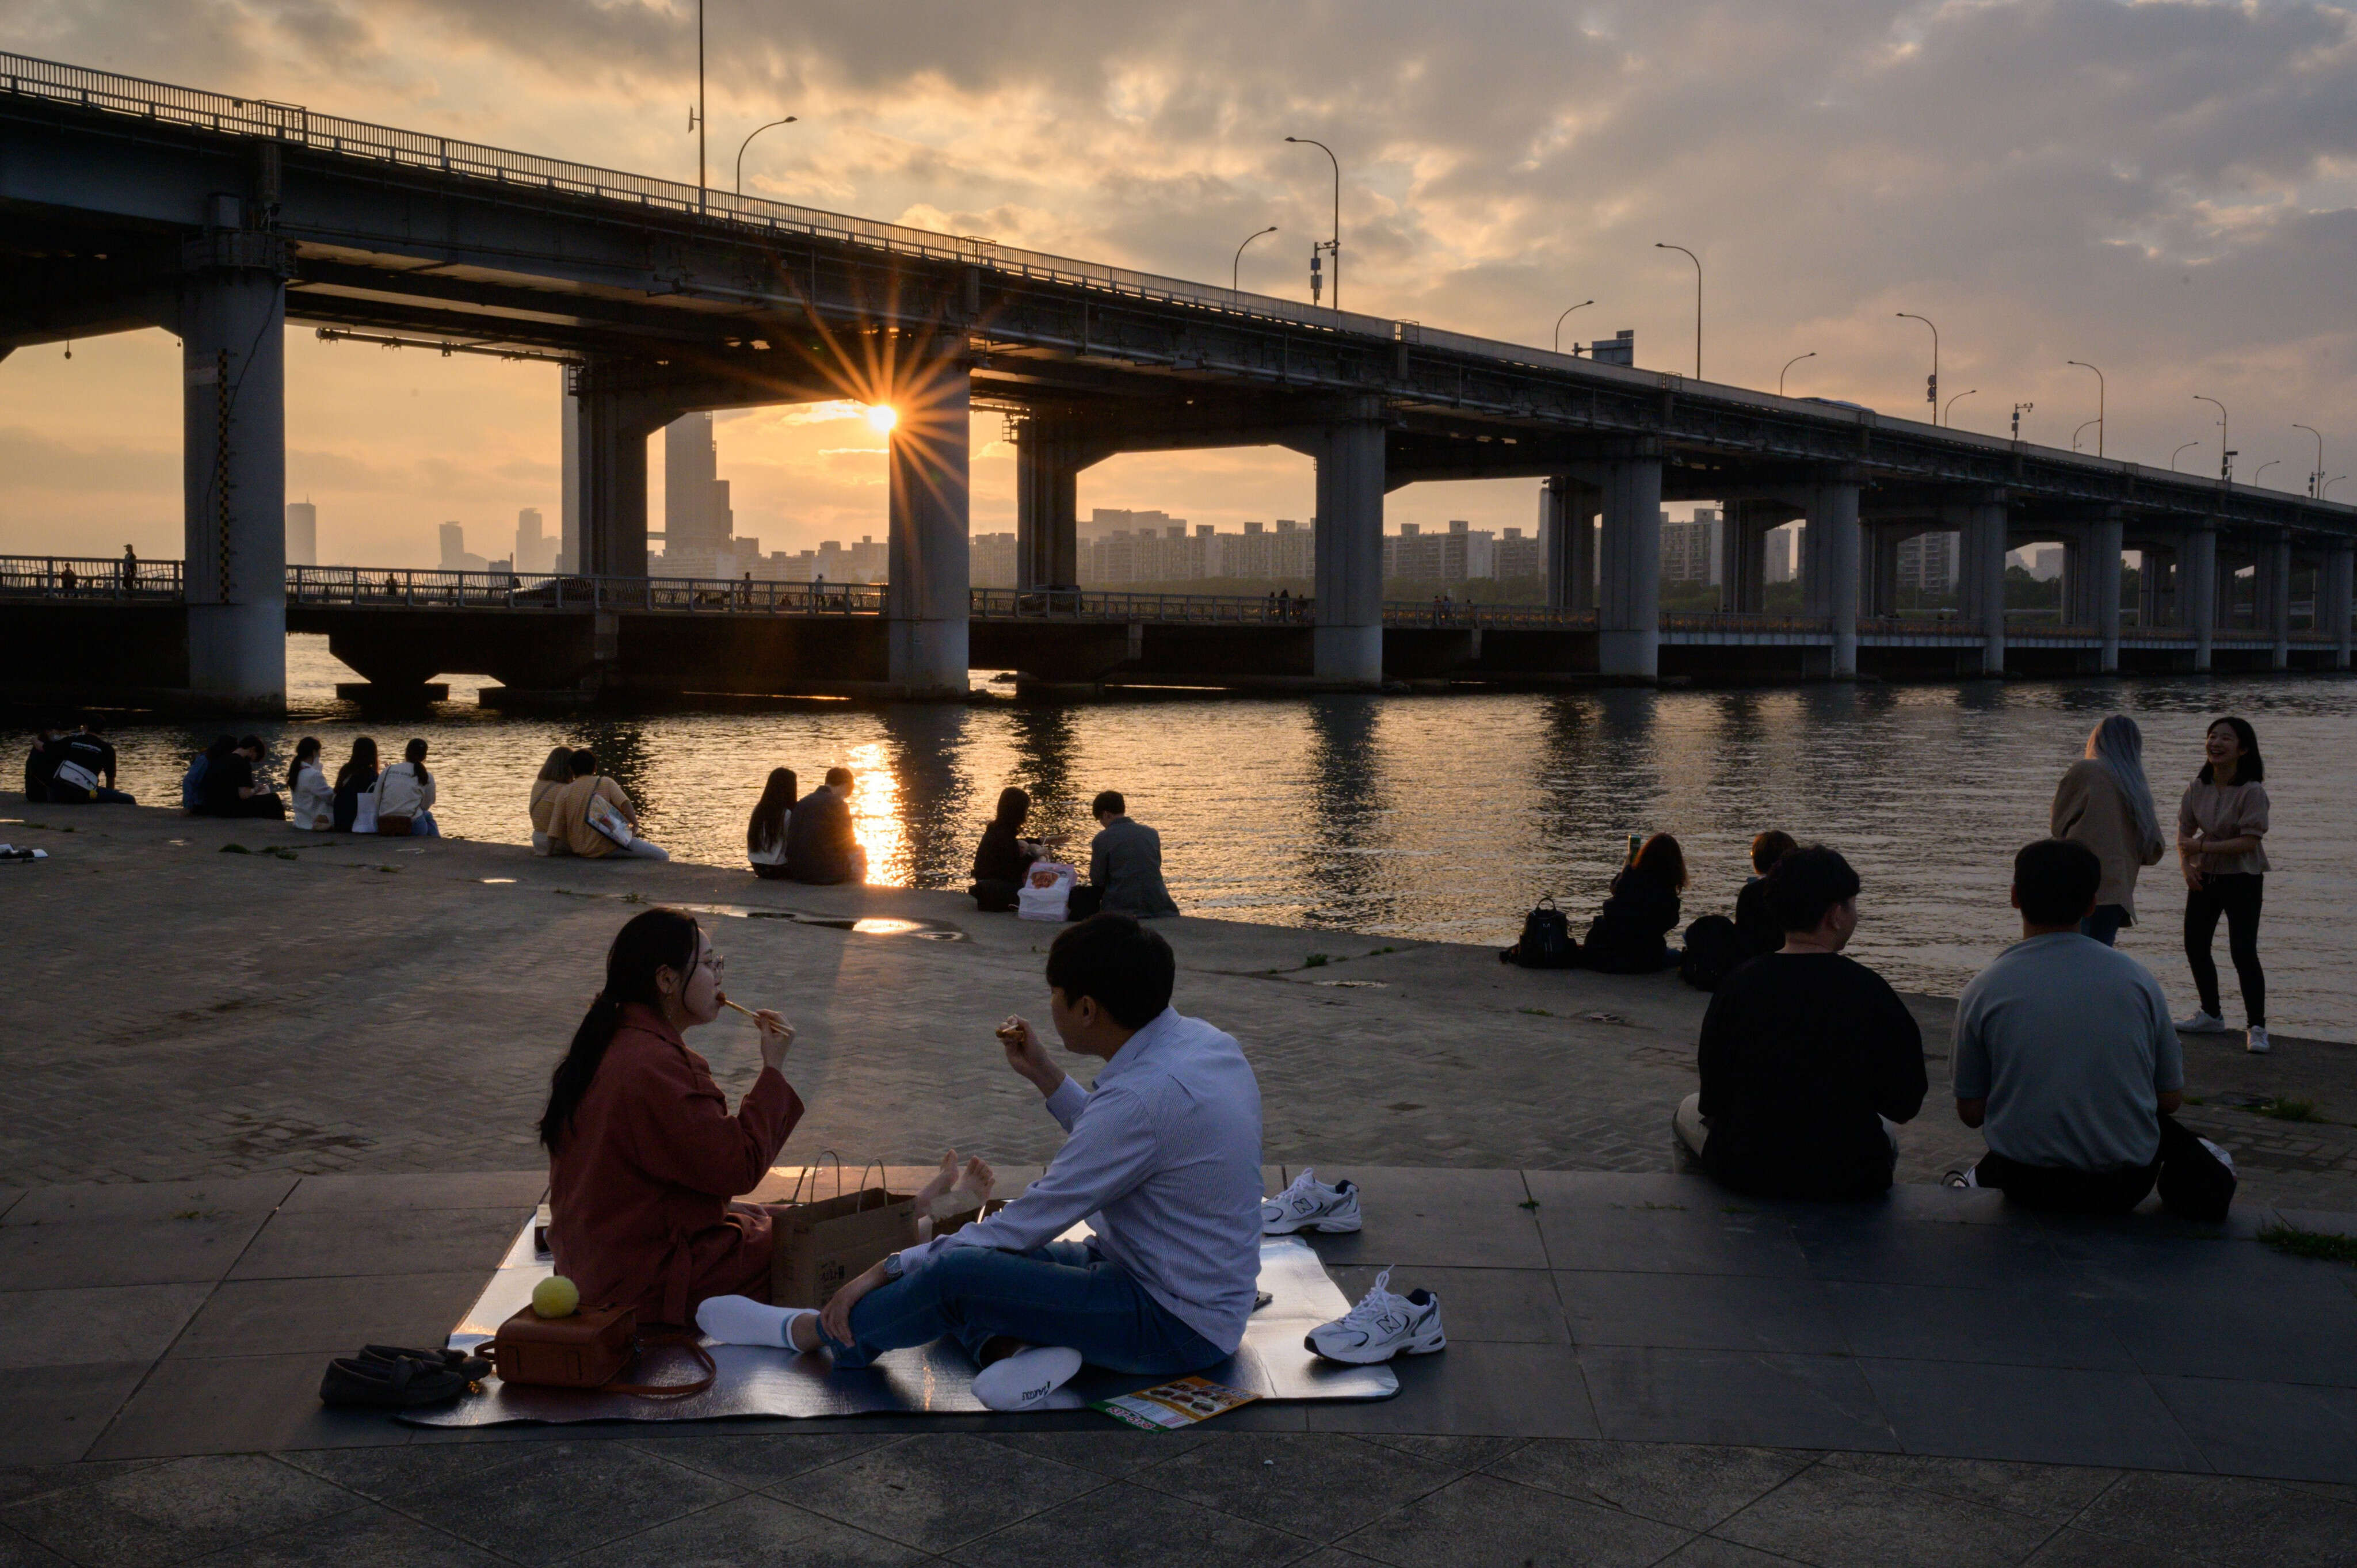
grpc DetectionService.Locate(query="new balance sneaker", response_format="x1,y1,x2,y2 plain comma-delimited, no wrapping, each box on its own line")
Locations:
1306,1269,1446,1365
2245,1025,2271,1055
971,1345,1082,1411
1262,1169,1363,1234
2176,1009,2229,1033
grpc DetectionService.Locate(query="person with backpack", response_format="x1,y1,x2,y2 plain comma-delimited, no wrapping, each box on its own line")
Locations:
552,749,669,860
45,719,134,805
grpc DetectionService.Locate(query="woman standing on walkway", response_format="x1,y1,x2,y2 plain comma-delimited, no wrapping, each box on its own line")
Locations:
2176,716,2271,1055
2049,715,2167,947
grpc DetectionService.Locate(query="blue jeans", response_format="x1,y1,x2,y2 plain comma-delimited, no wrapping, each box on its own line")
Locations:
2080,903,2130,947
411,811,440,837
825,1241,1225,1375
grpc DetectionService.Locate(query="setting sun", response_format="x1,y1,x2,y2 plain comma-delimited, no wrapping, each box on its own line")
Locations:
863,403,898,434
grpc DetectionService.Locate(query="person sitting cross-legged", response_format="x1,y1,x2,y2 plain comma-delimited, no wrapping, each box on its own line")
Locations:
1675,844,1927,1199
1950,838,2184,1214
696,914,1263,1411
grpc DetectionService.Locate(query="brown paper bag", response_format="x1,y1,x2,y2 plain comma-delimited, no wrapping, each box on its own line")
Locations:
769,1155,918,1308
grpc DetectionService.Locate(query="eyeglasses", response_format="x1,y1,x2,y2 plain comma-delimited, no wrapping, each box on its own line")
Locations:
700,953,726,976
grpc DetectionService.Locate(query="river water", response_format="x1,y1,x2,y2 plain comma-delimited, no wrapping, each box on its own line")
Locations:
10,636,2352,1038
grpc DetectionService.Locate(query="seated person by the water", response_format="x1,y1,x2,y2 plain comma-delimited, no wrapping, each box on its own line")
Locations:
553,749,670,860
528,746,573,855
1949,838,2184,1214
196,734,287,819
747,767,798,880
1734,829,1798,959
287,737,333,831
543,909,800,1324
1582,832,1686,973
331,738,380,831
1676,844,1927,1199
1072,791,1179,920
369,738,438,835
970,785,1043,911
44,719,134,805
696,914,1263,1413
22,726,60,803
783,765,865,884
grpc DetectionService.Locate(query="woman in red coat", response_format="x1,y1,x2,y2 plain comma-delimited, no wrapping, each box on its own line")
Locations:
541,908,802,1325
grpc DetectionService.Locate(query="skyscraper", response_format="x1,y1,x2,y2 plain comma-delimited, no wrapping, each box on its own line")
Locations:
285,500,316,567
514,508,555,574
662,413,734,577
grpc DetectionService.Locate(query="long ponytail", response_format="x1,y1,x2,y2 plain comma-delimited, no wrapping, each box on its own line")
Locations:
538,907,703,1154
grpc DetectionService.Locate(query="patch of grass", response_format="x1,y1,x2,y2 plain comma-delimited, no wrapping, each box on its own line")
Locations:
170,1210,205,1220
267,848,298,861
623,891,646,905
1364,945,1398,957
376,865,401,873
1303,953,1331,968
1517,1199,1541,1212
2260,1098,2322,1123
219,843,251,854
1519,1006,1554,1017
2260,1224,2357,1266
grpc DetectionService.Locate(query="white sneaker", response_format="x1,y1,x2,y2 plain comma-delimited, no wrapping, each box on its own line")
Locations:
1261,1169,1363,1234
971,1345,1083,1411
1306,1269,1446,1364
2176,1009,2229,1034
2245,1026,2271,1055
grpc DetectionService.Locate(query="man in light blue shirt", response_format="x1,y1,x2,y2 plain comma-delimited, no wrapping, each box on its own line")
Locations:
1953,838,2184,1214
804,914,1263,1408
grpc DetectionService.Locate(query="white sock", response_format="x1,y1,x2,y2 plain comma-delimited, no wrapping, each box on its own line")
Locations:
972,1345,1084,1411
695,1295,817,1349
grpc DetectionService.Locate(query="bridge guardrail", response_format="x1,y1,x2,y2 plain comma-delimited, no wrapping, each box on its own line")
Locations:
285,565,886,615
0,555,182,598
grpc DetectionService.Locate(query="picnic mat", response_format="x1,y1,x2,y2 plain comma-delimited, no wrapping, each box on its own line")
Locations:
403,1218,1397,1426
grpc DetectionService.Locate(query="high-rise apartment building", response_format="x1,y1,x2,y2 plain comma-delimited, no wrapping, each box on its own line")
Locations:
1662,509,1722,585
1897,531,1960,593
1494,527,1541,579
513,508,558,574
661,413,735,577
285,500,316,567
971,532,1018,588
1765,525,1798,585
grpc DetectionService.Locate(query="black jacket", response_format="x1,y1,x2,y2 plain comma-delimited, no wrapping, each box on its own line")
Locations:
1582,867,1681,973
785,786,860,884
971,819,1036,886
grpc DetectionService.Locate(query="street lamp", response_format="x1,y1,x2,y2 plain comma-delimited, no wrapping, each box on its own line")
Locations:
2194,395,2230,481
2254,459,2282,488
1553,300,1595,354
2171,441,2200,471
2327,476,2348,498
2294,424,2325,497
1233,226,1277,293
2065,361,2104,456
2072,418,2099,452
1779,352,1816,396
1284,138,1341,310
734,115,797,196
1946,389,1980,425
1897,313,1939,424
2011,401,2034,441
1656,243,1702,379
689,0,707,206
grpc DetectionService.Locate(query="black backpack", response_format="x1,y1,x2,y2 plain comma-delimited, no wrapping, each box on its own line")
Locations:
1501,897,1580,969
1679,915,1746,992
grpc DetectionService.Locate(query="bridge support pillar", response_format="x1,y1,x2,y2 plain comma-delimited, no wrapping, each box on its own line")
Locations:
559,386,582,574
1597,449,1663,680
2091,513,2123,673
1801,474,1862,677
1542,476,1596,612
2182,526,2217,672
571,361,686,581
1016,417,1082,590
178,247,289,712
886,352,972,697
1953,497,2008,677
1718,500,1790,615
2323,543,2355,671
2261,533,2293,670
1310,405,1386,686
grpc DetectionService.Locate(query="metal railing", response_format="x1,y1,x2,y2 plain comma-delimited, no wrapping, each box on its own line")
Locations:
0,555,182,598
285,564,886,614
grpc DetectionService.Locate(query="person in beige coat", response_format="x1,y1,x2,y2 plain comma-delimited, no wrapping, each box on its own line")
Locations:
2049,715,2167,948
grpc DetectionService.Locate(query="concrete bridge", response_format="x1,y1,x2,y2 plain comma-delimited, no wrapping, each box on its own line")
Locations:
4,51,2352,711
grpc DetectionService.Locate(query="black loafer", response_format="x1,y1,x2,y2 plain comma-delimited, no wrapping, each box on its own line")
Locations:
361,1343,493,1380
319,1355,468,1408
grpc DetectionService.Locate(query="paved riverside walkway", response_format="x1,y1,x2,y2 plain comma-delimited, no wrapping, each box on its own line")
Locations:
6,807,2357,1565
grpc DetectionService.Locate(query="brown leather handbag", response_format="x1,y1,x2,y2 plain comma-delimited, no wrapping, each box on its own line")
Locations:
485,1303,715,1398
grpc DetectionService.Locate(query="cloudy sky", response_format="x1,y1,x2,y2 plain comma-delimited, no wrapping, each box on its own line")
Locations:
3,0,2352,566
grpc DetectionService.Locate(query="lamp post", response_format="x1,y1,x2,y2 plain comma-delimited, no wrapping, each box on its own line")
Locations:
2011,401,2034,441
2065,360,2104,456
1897,312,1939,423
1233,226,1277,294
2194,395,2230,482
1779,352,1816,396
734,115,797,196
1656,243,1701,379
2171,441,2199,471
2072,418,2099,452
2294,424,2325,497
2327,476,2347,498
1284,138,1341,310
1946,389,1979,425
1553,300,1595,354
2254,459,2281,488
691,0,706,207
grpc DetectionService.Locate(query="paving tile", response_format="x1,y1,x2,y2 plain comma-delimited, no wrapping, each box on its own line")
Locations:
1296,1168,1547,1269
1481,1439,1814,1531
787,1432,1107,1552
0,1193,24,1222
0,1285,211,1371
1303,1341,1599,1439
179,1500,509,1566
1555,1270,1847,1355
1653,1540,1818,1567
2146,1376,2357,1486
623,1432,904,1490
0,1458,167,1508
1350,1433,1528,1470
565,1492,922,1567
0,1524,73,1567
226,1207,527,1281
976,1428,1216,1478
1714,1462,2057,1567
1578,1348,1898,1452
283,1441,554,1502
1823,1282,2138,1372
2104,1291,2357,1386
1817,1452,2120,1522
381,1439,743,1565
1789,1214,2081,1292
1332,1265,1567,1343
0,1453,353,1568
946,1476,1311,1567
2022,1526,2210,1567
2075,1469,2357,1568
2071,1237,2357,1307
169,1271,486,1358
1334,1470,1694,1568
1133,1431,1463,1542
276,1171,547,1213
1858,1359,2203,1472
0,1215,274,1290
0,1363,151,1467
1,1179,295,1226
1529,1193,1813,1280
83,1351,407,1460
